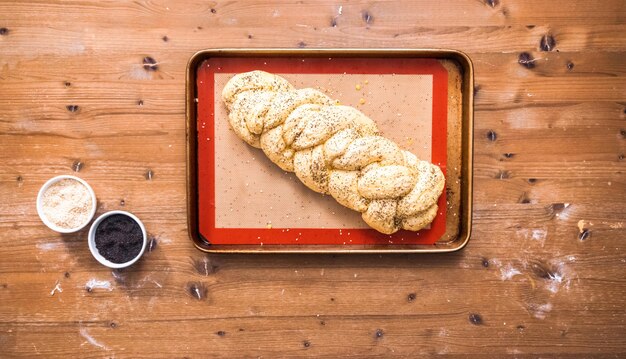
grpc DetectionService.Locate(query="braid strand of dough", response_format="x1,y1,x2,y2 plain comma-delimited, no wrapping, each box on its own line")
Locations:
222,70,445,234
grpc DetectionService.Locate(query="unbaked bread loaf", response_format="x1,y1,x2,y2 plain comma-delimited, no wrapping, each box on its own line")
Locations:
222,70,445,234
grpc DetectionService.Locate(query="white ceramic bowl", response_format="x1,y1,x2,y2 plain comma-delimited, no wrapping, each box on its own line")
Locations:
36,175,97,233
88,210,147,269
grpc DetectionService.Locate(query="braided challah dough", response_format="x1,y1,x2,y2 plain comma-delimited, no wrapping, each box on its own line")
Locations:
222,70,445,234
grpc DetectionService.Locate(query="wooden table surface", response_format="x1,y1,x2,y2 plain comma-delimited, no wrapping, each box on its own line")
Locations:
1,1,625,357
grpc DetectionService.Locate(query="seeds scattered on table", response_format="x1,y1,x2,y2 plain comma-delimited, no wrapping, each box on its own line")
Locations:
41,178,92,229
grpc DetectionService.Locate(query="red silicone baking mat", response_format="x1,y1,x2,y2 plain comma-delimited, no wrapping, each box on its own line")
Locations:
196,56,448,245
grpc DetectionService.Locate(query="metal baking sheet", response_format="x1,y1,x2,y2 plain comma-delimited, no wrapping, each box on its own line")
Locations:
186,49,473,253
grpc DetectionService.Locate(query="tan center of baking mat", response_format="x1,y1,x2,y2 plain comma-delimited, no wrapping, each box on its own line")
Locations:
214,73,433,229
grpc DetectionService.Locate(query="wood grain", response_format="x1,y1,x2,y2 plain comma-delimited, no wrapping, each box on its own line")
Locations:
1,0,625,357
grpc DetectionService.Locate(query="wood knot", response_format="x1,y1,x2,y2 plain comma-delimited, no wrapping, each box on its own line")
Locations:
143,57,158,71
192,256,220,276
496,170,511,179
548,202,567,216
518,52,536,69
162,35,169,42
485,0,499,8
529,260,559,280
186,281,208,300
361,11,373,25
147,236,158,252
72,160,83,172
578,228,591,241
469,313,483,325
540,34,556,51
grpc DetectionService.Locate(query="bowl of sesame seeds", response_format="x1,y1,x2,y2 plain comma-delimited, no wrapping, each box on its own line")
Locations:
36,175,97,233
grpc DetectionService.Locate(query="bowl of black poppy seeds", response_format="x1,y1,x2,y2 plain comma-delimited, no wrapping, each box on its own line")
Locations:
88,210,147,268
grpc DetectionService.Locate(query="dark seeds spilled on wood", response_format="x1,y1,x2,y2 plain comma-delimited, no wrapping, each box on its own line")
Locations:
95,214,143,263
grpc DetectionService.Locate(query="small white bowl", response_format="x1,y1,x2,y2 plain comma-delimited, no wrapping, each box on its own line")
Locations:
36,175,97,233
88,210,147,269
